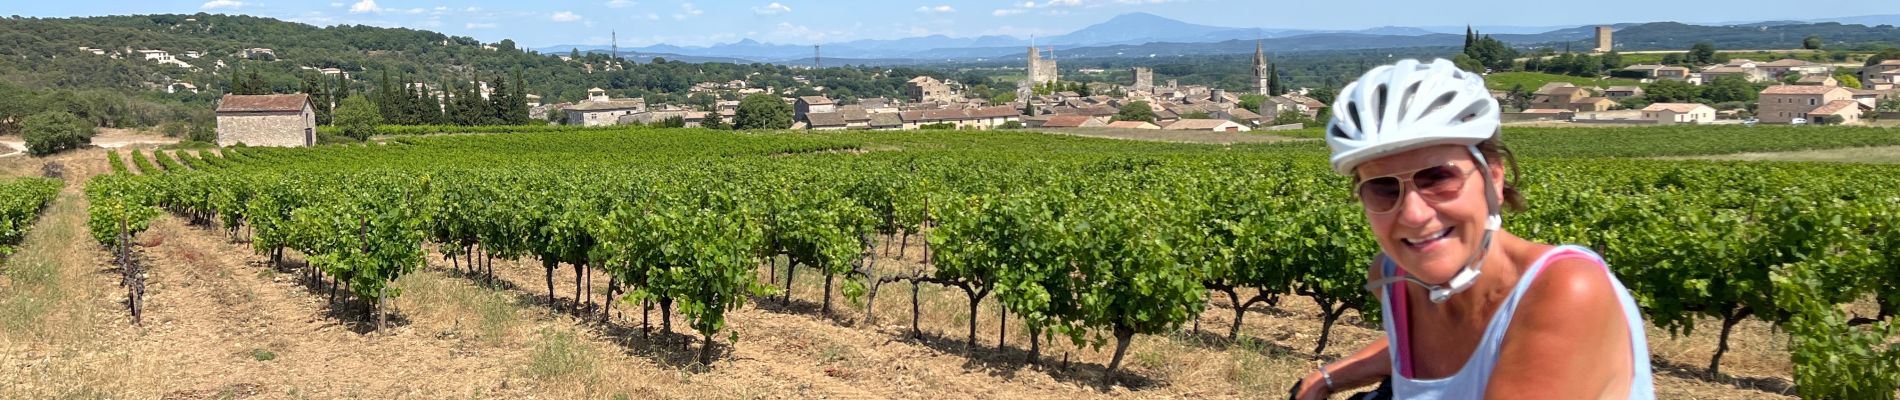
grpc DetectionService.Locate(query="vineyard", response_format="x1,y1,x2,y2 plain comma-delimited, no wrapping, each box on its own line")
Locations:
78,127,1900,398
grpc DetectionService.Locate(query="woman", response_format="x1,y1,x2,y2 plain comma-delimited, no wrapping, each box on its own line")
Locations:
1292,59,1654,400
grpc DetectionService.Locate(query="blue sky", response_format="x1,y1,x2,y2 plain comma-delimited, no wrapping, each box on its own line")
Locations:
6,0,1878,48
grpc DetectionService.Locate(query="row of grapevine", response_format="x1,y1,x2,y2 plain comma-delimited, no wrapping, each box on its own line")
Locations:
82,130,1897,393
0,177,63,257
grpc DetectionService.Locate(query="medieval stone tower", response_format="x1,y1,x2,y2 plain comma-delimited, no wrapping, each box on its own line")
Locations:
1027,46,1059,87
1131,67,1154,92
1593,26,1614,53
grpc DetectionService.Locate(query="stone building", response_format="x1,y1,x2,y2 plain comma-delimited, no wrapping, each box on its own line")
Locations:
566,88,648,126
1758,85,1853,124
1131,67,1154,93
1253,42,1271,95
215,94,315,147
1593,26,1613,53
906,76,956,104
1021,46,1059,98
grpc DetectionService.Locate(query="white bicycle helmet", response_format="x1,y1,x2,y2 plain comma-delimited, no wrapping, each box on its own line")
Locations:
1326,58,1499,175
1329,59,1505,304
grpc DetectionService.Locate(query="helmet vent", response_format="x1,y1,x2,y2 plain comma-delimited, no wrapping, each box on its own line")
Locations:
1400,82,1422,118
1455,101,1488,124
1424,92,1457,116
1347,101,1363,131
1373,84,1389,130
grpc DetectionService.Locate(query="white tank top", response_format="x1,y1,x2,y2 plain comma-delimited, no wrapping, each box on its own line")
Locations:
1376,245,1655,399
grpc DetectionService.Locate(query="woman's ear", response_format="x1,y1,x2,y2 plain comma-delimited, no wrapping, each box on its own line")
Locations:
1489,162,1508,199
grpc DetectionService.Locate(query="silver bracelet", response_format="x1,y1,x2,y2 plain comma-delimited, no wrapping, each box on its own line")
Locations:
1318,365,1336,391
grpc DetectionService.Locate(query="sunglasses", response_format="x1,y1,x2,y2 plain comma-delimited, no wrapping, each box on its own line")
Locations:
1354,162,1478,214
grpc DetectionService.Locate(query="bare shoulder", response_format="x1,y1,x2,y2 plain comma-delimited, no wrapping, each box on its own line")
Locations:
1514,256,1626,334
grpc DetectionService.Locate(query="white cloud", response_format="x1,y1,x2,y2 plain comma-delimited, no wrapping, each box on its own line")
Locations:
466,22,497,29
915,5,955,13
348,0,381,14
992,0,1105,17
752,2,791,14
551,11,583,22
329,2,342,7
672,3,703,20
645,13,660,20
606,0,635,8
201,0,245,9
405,8,426,14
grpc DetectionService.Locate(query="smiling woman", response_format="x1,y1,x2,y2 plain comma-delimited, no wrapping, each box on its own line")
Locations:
1293,59,1655,400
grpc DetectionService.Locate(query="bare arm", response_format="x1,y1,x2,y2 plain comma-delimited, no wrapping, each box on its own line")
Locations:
1484,259,1633,400
1295,257,1395,399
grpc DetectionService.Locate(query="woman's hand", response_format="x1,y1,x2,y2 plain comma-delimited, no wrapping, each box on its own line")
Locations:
1293,370,1331,400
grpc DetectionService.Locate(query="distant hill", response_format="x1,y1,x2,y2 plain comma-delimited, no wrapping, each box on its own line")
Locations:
542,13,1900,63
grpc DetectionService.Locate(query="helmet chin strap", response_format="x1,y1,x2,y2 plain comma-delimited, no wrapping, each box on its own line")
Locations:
1363,145,1503,304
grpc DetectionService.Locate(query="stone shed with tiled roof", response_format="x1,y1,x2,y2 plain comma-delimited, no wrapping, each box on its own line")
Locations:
215,94,314,147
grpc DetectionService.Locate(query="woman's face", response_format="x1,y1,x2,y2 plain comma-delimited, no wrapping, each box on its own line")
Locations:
1355,144,1502,284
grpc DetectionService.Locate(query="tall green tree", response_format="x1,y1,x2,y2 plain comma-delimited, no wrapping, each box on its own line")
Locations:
334,95,381,141
1689,42,1719,65
1704,76,1760,104
1803,35,1823,50
1114,101,1156,123
733,93,792,130
1645,79,1703,103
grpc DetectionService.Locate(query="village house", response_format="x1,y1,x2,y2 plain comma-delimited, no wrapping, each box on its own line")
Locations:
1105,120,1160,129
1861,60,1900,90
794,96,836,123
617,110,706,128
1530,83,1591,108
566,88,648,127
906,76,958,104
1655,66,1694,83
1640,103,1717,125
1805,99,1867,125
1038,114,1107,128
215,94,315,147
240,48,276,59
1160,119,1251,132
898,106,1021,130
1620,64,1666,78
1757,59,1833,78
1569,97,1618,112
1603,86,1645,99
1758,85,1855,124
1698,66,1766,83
1795,75,1840,87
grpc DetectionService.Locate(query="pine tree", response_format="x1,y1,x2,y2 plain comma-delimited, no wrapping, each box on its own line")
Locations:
487,73,512,125
375,70,401,123
1465,26,1475,52
1268,66,1285,96
509,69,530,124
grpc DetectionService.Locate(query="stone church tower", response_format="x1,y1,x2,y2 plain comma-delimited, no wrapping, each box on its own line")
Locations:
1253,42,1270,95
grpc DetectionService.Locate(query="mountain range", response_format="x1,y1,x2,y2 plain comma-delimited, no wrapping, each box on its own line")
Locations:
534,12,1900,65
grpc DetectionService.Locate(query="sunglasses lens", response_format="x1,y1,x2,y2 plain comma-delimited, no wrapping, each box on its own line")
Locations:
1413,165,1468,201
1357,177,1403,213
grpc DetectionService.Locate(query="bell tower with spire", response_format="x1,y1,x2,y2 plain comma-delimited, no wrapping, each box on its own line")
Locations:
1253,41,1270,95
